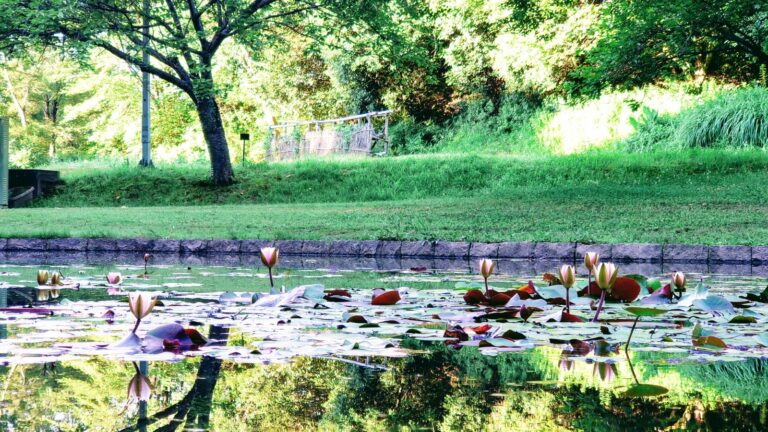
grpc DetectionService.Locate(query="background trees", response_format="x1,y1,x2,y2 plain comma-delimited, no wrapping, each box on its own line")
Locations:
1,0,767,174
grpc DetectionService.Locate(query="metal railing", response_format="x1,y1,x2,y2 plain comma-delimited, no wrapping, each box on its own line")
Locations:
266,110,392,161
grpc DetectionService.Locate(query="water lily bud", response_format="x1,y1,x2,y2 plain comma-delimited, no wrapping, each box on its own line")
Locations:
594,362,617,383
479,259,495,280
584,252,600,272
144,253,151,263
260,247,279,269
128,292,156,321
107,272,122,285
559,357,574,372
672,272,686,290
559,265,576,288
50,271,62,286
37,270,49,286
127,372,152,402
595,262,618,291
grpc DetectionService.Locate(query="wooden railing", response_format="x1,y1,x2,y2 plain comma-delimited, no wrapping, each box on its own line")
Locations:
266,110,392,161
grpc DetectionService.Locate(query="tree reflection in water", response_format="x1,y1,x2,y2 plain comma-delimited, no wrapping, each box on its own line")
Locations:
2,336,768,430
119,325,230,432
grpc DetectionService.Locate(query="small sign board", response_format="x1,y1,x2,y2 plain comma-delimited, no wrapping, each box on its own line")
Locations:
240,133,250,141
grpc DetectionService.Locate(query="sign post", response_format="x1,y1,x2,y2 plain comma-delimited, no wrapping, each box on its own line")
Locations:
240,132,250,165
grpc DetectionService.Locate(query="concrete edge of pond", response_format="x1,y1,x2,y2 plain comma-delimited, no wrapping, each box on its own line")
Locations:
0,238,765,265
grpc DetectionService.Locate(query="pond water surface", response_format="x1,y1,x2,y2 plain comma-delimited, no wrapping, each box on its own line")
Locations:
0,253,767,431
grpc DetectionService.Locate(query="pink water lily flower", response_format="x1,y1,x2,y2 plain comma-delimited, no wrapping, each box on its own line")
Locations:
595,263,618,291
107,272,122,285
584,252,600,272
672,271,686,290
559,265,576,288
127,372,152,402
260,247,279,288
260,247,279,268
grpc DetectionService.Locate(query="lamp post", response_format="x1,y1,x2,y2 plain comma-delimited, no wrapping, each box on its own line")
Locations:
139,0,153,167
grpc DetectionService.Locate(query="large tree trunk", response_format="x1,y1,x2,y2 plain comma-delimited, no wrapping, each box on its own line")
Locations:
194,96,234,185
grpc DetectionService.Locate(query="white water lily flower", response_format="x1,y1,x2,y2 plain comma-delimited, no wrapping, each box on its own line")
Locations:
127,372,152,401
128,291,156,320
479,259,495,280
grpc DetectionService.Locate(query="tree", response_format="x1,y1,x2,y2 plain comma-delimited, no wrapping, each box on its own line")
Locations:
567,0,768,96
0,0,398,184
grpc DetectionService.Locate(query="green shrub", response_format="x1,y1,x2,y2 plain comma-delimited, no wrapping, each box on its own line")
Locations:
388,118,443,154
675,86,768,149
623,107,675,152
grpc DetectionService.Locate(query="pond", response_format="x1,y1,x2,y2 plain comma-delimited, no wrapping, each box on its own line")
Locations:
0,252,767,431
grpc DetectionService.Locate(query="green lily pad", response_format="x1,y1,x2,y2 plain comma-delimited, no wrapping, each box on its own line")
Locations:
624,384,669,397
625,307,668,317
646,277,662,293
729,315,757,324
454,281,484,290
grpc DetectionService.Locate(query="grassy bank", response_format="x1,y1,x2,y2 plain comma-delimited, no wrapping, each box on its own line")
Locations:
37,149,768,207
5,149,768,245
5,195,768,244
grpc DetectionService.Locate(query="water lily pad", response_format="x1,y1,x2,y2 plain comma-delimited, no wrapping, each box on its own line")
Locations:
693,336,727,350
536,285,568,300
371,290,401,305
693,295,736,315
624,384,669,397
625,307,668,317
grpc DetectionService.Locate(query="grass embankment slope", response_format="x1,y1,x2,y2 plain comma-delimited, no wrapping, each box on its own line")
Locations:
5,150,768,245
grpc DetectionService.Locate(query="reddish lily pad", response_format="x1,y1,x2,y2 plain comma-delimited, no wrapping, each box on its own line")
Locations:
693,336,727,350
463,289,485,305
611,277,642,302
371,290,401,306
488,293,511,306
561,312,584,322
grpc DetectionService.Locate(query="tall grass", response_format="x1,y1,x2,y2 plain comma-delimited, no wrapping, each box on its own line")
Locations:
675,86,768,149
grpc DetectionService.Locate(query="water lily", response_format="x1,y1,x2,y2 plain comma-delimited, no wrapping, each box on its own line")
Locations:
37,270,49,286
128,291,156,333
260,247,279,287
593,262,618,322
127,365,151,402
559,264,576,313
583,251,599,294
584,252,600,272
593,361,617,383
143,253,151,276
672,271,686,299
107,272,122,285
479,259,495,294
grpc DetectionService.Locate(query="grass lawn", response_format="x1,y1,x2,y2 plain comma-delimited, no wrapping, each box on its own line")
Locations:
5,149,768,245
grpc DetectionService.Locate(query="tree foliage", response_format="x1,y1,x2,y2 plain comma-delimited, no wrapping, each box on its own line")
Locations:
568,0,768,96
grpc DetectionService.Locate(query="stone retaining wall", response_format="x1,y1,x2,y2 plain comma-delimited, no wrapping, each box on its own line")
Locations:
0,238,764,264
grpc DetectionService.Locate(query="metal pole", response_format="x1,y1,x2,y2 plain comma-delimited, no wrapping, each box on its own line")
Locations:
138,360,148,432
0,117,8,208
139,0,152,167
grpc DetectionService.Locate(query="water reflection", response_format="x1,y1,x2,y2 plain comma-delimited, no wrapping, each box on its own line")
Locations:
0,339,767,430
1,256,768,430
